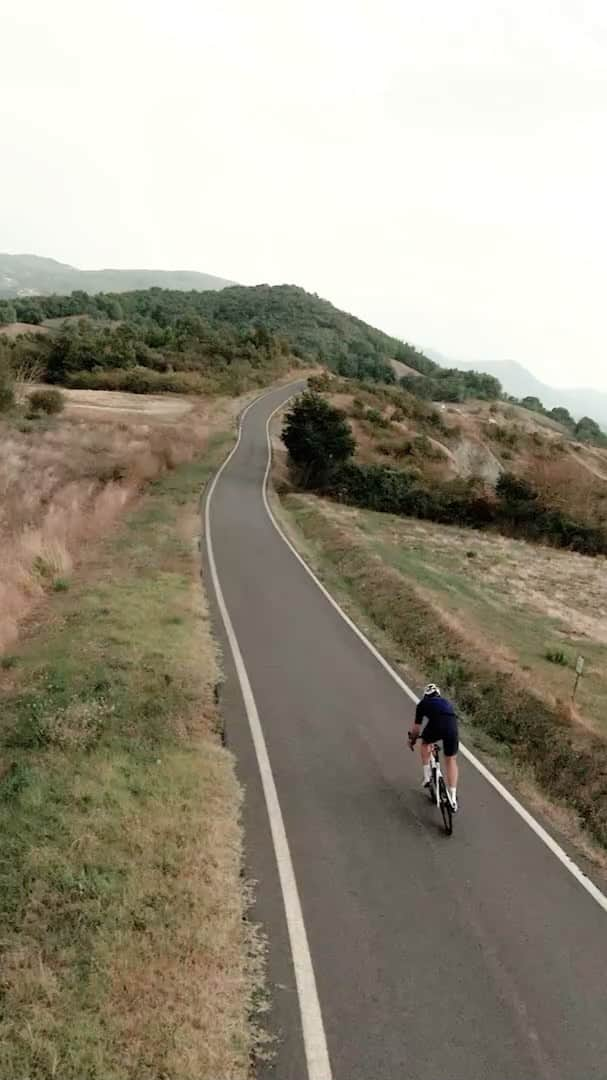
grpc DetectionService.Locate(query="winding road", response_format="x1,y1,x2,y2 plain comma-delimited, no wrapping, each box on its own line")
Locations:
204,381,607,1080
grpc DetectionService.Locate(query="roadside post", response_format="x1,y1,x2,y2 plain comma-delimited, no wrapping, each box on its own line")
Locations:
573,655,585,701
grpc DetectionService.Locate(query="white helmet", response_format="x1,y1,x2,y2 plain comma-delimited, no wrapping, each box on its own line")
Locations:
423,683,441,697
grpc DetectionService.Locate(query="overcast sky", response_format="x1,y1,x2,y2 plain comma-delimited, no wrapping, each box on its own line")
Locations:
2,1,606,388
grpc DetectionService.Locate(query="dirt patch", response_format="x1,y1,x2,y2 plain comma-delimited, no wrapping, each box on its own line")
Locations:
60,387,195,419
391,359,422,378
451,436,502,483
0,322,50,338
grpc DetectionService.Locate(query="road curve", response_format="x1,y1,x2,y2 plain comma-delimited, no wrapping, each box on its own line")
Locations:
204,382,607,1080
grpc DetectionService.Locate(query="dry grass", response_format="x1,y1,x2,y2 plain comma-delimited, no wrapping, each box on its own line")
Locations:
320,381,607,505
1,368,309,656
0,392,233,654
523,453,607,527
0,436,266,1079
302,501,607,736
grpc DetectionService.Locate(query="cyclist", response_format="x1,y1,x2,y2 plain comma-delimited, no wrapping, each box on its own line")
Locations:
408,684,459,811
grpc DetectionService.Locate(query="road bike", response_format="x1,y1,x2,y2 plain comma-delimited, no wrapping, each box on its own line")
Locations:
409,735,454,836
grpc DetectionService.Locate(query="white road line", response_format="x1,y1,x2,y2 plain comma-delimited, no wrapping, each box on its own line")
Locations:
205,389,333,1080
263,399,607,916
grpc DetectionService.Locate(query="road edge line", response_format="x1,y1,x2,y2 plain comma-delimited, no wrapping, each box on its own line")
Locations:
263,400,607,916
205,389,333,1080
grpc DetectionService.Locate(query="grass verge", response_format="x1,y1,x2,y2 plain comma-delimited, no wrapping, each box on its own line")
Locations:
277,493,607,852
0,432,265,1080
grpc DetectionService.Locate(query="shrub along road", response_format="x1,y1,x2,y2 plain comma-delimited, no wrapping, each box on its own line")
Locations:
205,382,607,1080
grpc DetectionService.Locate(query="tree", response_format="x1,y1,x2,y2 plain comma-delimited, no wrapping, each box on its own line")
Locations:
550,406,574,428
0,301,17,326
575,416,605,443
521,396,544,413
496,472,537,504
282,392,355,488
401,368,501,403
16,303,42,325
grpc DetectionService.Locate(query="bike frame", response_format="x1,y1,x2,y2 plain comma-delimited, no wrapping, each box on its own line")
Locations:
429,745,442,806
428,743,453,835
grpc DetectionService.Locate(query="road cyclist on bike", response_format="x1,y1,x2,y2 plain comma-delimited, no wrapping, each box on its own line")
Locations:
408,684,459,812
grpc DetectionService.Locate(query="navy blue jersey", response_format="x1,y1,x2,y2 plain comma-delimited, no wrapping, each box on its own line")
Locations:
415,695,456,727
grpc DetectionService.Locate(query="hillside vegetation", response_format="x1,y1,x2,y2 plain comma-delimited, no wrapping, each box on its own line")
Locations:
3,281,606,442
286,377,607,554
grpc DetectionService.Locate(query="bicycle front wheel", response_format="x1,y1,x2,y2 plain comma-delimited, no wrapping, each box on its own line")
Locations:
438,778,453,836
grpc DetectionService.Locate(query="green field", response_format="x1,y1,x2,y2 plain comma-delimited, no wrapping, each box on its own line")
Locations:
289,497,607,737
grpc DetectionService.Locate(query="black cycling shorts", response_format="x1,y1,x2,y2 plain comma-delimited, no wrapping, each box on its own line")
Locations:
421,715,459,757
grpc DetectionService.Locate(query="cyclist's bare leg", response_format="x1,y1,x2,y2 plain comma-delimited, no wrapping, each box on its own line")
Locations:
420,742,432,766
444,754,458,801
444,754,458,787
419,741,433,786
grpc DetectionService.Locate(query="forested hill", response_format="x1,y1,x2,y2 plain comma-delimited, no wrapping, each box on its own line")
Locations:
0,283,434,383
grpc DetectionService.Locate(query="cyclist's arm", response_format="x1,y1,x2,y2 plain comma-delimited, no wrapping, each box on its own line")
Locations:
409,701,426,742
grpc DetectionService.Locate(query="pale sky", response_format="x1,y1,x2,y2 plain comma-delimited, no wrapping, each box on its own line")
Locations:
2,1,606,388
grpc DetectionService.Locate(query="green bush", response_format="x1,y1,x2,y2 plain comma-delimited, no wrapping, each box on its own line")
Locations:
65,368,205,394
0,382,14,412
364,407,391,429
545,649,568,666
307,372,332,392
0,352,15,412
401,368,502,403
489,424,520,449
317,462,607,556
28,388,65,415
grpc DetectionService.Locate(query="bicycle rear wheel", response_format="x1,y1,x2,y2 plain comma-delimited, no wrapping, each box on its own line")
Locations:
438,777,453,836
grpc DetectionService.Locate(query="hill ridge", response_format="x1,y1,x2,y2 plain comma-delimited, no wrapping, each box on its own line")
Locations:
427,349,607,428
0,252,234,298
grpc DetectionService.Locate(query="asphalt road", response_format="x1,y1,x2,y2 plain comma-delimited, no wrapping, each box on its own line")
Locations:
204,382,607,1080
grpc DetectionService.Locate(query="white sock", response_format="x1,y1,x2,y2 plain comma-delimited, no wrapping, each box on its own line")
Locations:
423,764,432,782
449,787,457,802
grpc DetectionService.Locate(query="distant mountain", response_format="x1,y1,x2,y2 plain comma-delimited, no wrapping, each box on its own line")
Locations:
0,253,234,298
426,350,607,429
